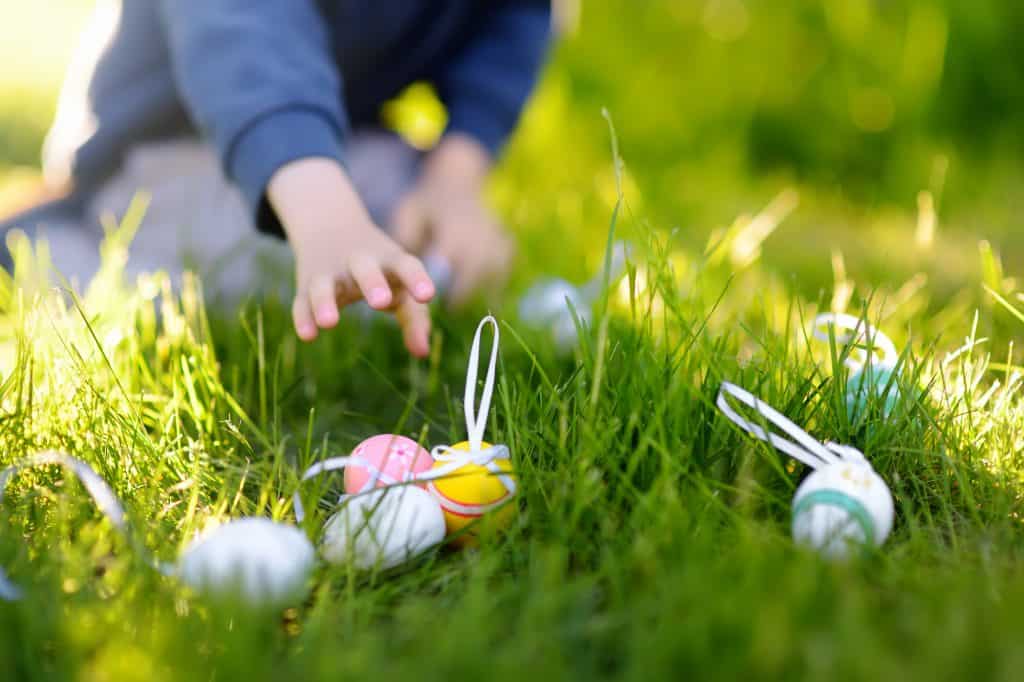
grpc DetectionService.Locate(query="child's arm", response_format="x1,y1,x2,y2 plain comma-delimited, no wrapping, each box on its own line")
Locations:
395,1,552,305
157,2,434,351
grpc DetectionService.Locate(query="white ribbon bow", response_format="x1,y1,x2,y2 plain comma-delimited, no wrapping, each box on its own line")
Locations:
812,313,898,371
716,382,868,470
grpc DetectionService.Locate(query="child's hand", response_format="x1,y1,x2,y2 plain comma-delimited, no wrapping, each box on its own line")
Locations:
392,135,514,307
268,158,436,356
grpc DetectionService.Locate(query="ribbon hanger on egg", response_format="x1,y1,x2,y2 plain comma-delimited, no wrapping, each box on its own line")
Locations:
812,313,899,371
419,316,515,495
716,382,867,470
463,315,500,453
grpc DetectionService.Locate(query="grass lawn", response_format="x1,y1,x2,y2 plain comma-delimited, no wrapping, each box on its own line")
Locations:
3,2,1024,680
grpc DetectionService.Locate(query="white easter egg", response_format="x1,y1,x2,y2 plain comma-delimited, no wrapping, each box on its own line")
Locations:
178,517,315,607
518,279,589,349
321,486,446,570
791,460,894,560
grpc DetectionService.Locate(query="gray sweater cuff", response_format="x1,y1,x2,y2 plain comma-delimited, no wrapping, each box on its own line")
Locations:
228,107,344,237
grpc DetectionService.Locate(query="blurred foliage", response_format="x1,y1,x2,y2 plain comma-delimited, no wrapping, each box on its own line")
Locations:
478,0,1024,315
552,0,1024,210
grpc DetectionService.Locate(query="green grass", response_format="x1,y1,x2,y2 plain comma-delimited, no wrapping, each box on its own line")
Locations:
5,1,1024,680
2,141,1024,680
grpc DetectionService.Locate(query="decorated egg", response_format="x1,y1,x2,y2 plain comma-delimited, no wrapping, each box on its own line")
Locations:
343,434,433,494
426,441,516,547
518,279,589,350
320,486,446,570
845,364,900,422
791,460,894,560
178,517,315,607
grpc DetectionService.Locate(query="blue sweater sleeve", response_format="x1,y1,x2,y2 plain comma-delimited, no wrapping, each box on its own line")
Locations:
157,0,348,236
435,1,552,158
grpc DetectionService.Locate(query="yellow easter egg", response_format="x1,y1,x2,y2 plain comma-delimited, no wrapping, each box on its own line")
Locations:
426,441,515,546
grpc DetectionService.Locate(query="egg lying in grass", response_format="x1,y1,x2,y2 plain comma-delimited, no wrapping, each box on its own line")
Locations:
791,460,894,560
320,486,446,570
178,517,315,607
518,279,589,350
426,441,516,547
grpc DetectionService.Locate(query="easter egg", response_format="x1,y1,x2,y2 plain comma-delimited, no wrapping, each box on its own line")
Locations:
518,279,589,350
321,486,446,570
791,460,894,560
344,434,433,495
426,441,516,546
178,517,315,607
845,364,900,422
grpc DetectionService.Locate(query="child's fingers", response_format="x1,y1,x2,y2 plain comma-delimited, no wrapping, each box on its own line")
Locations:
394,294,431,358
309,276,340,328
348,254,393,309
390,253,436,303
292,294,318,341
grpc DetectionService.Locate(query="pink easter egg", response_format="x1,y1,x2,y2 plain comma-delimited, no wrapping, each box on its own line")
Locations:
343,434,433,494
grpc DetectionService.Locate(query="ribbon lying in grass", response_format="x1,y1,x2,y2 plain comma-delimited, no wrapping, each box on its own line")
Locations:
0,446,441,599
0,451,172,601
715,382,857,469
0,451,318,607
716,381,894,558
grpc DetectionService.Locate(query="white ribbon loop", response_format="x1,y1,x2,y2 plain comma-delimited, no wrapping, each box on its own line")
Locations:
464,316,500,452
716,382,840,470
0,451,138,601
418,316,514,496
812,313,898,371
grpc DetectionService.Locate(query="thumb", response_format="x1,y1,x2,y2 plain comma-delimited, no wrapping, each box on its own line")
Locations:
390,193,428,253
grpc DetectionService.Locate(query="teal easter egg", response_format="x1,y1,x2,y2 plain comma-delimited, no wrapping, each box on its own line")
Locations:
845,365,900,422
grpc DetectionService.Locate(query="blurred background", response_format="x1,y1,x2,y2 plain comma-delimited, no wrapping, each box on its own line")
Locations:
1,0,1022,304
